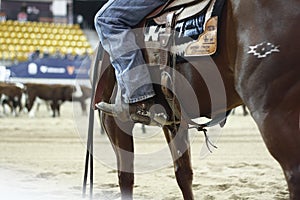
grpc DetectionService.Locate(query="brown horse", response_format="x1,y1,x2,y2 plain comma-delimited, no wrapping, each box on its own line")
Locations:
25,83,75,117
92,0,300,199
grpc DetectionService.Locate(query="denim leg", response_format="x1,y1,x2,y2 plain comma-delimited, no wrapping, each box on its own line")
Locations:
94,0,167,103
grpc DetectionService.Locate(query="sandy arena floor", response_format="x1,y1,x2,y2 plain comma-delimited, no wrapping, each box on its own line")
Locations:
0,102,289,200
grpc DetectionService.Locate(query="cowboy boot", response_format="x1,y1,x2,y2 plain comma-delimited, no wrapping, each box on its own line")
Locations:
96,97,168,125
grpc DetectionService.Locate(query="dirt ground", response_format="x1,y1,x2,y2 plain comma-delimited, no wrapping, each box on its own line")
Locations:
0,102,289,200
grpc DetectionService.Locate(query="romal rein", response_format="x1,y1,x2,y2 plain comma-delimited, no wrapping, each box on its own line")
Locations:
82,42,103,199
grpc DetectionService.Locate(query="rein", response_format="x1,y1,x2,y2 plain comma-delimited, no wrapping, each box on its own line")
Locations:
82,42,103,200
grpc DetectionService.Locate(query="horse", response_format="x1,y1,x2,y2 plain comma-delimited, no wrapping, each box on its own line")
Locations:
0,82,25,116
25,83,75,117
91,0,300,199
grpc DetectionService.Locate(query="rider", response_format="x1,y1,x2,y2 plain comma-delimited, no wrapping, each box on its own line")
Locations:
94,0,169,124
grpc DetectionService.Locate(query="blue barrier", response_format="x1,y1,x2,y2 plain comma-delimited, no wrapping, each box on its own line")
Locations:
7,57,91,79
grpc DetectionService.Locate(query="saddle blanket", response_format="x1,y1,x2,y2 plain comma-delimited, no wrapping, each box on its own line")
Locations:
144,10,207,58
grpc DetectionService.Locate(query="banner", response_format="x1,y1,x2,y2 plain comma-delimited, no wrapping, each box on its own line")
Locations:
7,57,91,79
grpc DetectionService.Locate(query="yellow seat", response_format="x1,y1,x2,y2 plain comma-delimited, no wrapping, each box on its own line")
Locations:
75,30,83,35
32,39,38,46
7,26,14,32
76,41,83,47
46,28,52,34
79,36,87,42
61,34,67,40
48,34,55,40
69,29,76,35
42,22,50,27
15,45,22,51
51,40,58,46
1,25,8,31
10,32,16,38
52,28,58,34
14,26,21,32
60,46,67,54
70,41,77,47
12,21,19,26
27,27,33,32
29,33,35,39
83,41,90,48
55,34,61,40
28,45,35,52
42,34,49,39
39,40,45,46
21,46,28,52
12,38,19,45
17,32,23,39
64,41,70,47
25,39,33,45
73,35,80,41
48,46,55,54
19,39,25,45
67,35,73,41
9,52,16,60
64,29,70,34
5,38,12,44
3,32,10,38
33,27,39,33
36,33,42,39
8,45,15,51
58,40,64,46
6,20,13,25
3,51,10,60
23,33,29,39
41,46,49,54
17,52,28,62
45,40,51,46
40,27,46,33
58,29,64,34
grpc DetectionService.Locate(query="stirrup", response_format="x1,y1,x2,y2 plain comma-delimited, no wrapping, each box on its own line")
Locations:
130,112,169,126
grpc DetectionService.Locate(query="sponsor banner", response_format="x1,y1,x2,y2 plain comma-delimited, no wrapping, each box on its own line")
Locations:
7,57,91,79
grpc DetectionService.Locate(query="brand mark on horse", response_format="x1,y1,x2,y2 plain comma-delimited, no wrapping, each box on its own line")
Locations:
247,42,280,58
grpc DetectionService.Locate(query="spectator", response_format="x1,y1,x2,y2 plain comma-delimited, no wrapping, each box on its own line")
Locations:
17,3,28,22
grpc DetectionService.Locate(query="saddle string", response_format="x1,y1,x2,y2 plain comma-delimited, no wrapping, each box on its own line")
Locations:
172,45,218,152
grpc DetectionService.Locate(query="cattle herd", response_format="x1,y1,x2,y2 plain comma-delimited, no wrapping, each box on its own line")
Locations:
0,81,92,117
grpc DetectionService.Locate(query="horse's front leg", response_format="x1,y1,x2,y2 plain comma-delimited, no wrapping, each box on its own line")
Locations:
102,114,135,200
163,122,194,200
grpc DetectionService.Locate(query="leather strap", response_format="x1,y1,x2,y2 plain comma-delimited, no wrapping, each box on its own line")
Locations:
159,11,176,70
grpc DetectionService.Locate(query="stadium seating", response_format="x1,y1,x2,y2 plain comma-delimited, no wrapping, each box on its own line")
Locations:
0,20,93,62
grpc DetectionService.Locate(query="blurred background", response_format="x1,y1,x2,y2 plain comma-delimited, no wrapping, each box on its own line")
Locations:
0,0,108,118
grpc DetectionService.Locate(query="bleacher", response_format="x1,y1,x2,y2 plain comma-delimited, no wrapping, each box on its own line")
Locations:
0,20,93,63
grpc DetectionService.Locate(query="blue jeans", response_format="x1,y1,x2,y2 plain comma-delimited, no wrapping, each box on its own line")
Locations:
94,0,167,103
